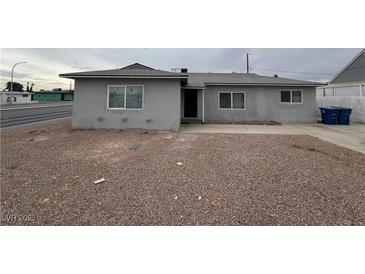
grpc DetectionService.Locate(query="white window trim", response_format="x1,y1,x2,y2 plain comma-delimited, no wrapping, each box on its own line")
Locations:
107,84,144,110
280,90,303,104
218,91,246,110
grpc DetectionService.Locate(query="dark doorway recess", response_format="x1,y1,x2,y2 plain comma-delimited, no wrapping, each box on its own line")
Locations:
184,90,197,118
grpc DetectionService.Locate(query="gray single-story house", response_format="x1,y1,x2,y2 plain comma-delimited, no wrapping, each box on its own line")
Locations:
60,63,323,131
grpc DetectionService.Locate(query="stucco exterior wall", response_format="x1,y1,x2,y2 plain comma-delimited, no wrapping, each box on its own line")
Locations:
72,78,181,131
180,90,184,118
204,85,316,123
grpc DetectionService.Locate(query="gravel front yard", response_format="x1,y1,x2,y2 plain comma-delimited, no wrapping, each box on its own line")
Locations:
1,120,364,225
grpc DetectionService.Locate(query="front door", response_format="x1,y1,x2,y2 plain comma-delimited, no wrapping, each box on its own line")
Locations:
184,90,197,118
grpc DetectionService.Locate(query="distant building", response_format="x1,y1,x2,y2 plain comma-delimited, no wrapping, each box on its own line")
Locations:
32,91,74,101
1,91,33,105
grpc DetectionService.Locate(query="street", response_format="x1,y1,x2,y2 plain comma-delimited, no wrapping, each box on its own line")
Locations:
0,102,73,128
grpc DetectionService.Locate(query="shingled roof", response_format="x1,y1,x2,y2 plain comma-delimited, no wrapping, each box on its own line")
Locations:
60,63,188,79
186,73,323,87
60,63,324,87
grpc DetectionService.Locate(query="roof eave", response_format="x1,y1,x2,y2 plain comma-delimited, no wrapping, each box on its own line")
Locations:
59,75,188,79
181,86,206,89
204,82,325,87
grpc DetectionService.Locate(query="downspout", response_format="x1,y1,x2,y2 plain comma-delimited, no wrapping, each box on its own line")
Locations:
360,84,363,97
202,89,205,123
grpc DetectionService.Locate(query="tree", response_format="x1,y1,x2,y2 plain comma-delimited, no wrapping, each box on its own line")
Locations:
5,82,24,92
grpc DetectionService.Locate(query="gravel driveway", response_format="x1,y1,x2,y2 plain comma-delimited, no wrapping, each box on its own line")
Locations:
1,120,364,225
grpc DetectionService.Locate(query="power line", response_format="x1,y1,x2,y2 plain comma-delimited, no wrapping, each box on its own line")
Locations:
253,67,335,75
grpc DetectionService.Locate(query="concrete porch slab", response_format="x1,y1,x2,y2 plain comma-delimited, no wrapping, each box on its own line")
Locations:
180,123,365,154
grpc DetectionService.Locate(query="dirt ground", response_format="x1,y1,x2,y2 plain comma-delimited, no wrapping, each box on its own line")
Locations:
1,120,364,225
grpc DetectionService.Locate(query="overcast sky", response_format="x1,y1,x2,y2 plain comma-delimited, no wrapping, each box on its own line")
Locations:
0,48,362,90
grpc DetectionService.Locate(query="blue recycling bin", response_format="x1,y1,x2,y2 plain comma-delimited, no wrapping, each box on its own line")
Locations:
337,108,352,125
320,107,340,125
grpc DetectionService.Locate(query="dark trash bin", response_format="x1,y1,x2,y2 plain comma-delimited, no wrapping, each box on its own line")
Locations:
320,107,340,125
337,108,352,125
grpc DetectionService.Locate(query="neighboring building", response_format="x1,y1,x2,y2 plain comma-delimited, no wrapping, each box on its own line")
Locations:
316,49,365,122
32,91,74,102
60,63,322,131
1,91,33,105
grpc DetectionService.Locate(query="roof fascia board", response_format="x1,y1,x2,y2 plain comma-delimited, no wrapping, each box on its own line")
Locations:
204,83,325,87
60,75,188,79
181,86,206,90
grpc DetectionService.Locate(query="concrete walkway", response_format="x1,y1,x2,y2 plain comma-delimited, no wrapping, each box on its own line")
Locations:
181,123,365,154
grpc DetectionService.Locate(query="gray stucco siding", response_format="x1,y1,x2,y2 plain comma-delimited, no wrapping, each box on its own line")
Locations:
204,85,316,123
72,78,181,131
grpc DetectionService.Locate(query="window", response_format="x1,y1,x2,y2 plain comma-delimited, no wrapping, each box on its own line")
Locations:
232,93,244,109
280,90,302,103
108,86,125,108
219,93,231,108
292,90,302,103
108,85,143,109
281,90,291,103
126,86,143,109
219,92,245,110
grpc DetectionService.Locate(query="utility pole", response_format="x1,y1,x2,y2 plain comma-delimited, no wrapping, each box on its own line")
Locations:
10,61,27,104
246,53,250,74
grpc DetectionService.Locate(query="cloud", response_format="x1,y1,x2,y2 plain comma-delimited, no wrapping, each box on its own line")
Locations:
0,69,32,78
0,48,362,90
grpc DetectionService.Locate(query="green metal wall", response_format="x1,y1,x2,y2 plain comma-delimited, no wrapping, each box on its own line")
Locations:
33,93,62,101
63,93,74,101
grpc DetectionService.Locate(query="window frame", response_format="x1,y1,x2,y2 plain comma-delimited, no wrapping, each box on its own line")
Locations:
107,84,144,110
218,91,245,110
280,90,303,104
